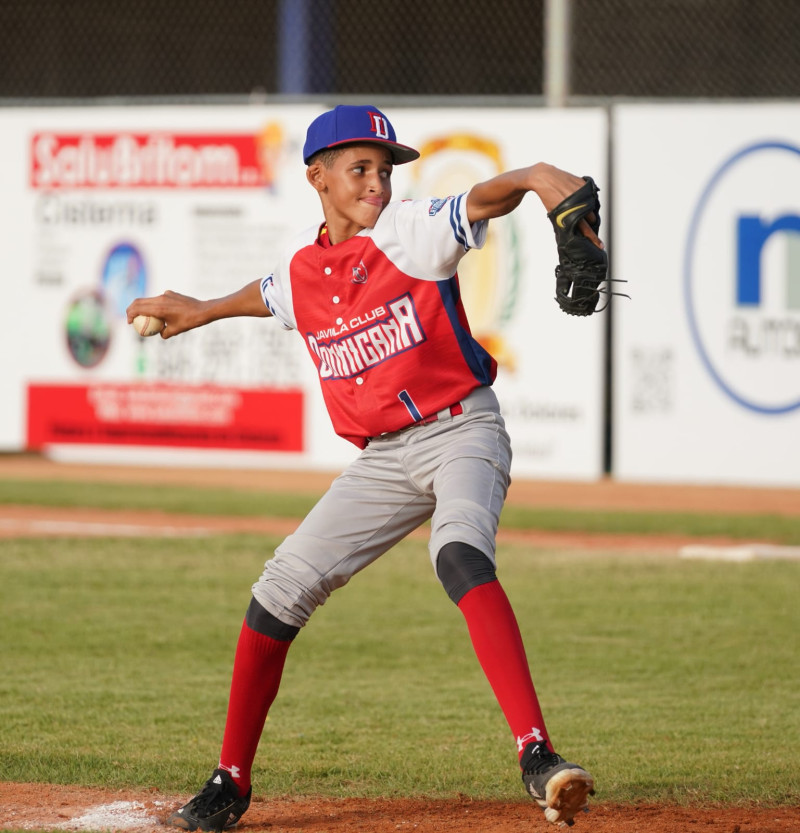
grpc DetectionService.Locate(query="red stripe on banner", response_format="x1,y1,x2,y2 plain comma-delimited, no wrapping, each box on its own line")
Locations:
26,384,304,452
30,132,266,189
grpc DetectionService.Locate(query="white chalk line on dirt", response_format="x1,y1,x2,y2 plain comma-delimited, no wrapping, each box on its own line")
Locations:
51,800,166,831
0,515,638,549
0,518,213,537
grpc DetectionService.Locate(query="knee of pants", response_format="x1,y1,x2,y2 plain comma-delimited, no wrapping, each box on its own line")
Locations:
251,544,353,630
429,498,500,562
435,541,497,605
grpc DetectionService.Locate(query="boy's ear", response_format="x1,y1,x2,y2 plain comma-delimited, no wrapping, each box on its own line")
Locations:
306,162,327,192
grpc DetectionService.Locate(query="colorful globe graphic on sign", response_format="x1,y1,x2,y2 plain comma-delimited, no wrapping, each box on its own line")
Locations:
65,290,112,368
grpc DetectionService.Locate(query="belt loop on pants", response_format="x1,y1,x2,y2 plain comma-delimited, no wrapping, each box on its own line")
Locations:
417,401,464,427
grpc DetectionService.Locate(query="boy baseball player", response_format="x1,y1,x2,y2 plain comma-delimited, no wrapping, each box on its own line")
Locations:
127,104,601,829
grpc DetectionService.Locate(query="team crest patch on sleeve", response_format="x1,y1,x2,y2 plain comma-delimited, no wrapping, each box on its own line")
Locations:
260,273,283,321
428,197,453,216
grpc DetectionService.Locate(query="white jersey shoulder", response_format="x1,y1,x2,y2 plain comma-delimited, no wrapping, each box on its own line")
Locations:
369,194,488,281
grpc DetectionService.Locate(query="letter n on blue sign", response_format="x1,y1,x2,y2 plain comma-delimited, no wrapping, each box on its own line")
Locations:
737,214,800,306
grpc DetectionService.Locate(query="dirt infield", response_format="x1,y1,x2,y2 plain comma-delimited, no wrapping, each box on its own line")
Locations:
2,455,799,831
2,782,800,833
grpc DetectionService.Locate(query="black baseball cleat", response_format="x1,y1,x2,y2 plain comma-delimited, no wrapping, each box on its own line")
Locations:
166,768,252,832
521,741,595,827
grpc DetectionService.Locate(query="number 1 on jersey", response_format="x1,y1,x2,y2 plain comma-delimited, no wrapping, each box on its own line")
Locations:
398,389,423,421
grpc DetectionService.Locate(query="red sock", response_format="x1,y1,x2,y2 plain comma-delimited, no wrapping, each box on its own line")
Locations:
457,580,553,760
217,619,292,795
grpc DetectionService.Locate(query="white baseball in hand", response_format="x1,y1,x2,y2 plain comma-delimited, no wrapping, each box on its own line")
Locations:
132,314,165,337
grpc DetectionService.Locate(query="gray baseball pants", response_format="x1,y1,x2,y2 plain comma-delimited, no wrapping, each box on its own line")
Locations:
252,385,512,629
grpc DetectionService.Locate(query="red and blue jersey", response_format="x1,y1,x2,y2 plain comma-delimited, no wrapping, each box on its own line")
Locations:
261,194,497,447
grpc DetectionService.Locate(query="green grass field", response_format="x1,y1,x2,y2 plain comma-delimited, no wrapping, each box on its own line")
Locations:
1,477,799,809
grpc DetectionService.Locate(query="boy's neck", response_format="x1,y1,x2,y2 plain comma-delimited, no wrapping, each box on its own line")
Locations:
321,217,368,246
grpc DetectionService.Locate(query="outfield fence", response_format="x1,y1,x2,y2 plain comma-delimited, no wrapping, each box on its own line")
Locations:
1,0,798,101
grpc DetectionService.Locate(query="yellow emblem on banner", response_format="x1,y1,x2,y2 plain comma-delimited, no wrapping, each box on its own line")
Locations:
409,133,520,371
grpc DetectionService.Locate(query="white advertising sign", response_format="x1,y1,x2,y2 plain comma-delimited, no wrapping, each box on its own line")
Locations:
0,104,607,479
613,103,800,486
0,104,359,470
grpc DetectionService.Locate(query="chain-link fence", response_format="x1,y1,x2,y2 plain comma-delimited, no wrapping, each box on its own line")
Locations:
1,0,799,100
572,0,800,98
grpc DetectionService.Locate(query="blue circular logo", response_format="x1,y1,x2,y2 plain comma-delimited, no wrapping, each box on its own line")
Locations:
684,141,800,415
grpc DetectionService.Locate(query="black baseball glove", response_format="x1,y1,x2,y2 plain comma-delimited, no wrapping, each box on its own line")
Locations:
547,176,609,316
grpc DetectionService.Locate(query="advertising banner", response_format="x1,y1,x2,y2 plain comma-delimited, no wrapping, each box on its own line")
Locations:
27,384,303,451
613,103,800,486
0,104,347,469
0,104,607,479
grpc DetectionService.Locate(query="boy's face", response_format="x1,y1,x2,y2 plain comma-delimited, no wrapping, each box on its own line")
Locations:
309,144,394,236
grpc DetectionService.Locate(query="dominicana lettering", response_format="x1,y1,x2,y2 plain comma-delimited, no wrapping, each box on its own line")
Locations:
307,293,426,379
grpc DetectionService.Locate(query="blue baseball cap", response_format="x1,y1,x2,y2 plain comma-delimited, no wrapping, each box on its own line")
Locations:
303,104,420,165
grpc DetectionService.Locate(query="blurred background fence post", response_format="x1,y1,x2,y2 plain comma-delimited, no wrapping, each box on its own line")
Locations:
544,0,571,107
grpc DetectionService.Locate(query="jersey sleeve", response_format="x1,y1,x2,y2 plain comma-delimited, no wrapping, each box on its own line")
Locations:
259,224,319,330
376,194,489,281
259,271,294,330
